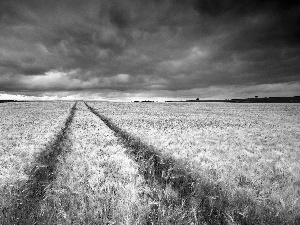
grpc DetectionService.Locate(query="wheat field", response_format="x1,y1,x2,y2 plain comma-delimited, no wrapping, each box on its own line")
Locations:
0,101,299,224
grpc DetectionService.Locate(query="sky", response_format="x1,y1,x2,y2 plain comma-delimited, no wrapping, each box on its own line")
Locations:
0,0,299,101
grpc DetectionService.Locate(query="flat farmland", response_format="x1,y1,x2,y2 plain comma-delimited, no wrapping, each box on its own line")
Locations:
1,101,299,224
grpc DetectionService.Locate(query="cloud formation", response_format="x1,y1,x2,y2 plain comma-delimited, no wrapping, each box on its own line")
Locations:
0,0,299,100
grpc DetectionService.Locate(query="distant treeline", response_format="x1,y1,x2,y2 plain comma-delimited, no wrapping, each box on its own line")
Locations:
133,100,155,102
0,100,28,103
166,96,300,103
229,96,300,103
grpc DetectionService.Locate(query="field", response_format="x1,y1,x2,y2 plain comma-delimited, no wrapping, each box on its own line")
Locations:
0,101,299,224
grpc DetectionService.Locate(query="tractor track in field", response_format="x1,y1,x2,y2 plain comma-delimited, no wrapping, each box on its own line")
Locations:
1,102,77,225
84,102,195,196
84,102,230,225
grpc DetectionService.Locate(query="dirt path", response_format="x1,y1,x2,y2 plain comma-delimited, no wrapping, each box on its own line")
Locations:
1,102,77,225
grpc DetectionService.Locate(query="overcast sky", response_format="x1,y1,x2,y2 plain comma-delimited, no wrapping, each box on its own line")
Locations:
0,0,299,101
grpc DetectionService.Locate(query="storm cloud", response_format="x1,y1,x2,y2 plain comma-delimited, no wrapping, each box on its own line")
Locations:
0,0,299,100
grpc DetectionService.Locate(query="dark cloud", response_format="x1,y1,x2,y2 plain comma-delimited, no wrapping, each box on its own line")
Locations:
109,3,131,29
22,66,48,76
0,0,299,100
193,0,299,17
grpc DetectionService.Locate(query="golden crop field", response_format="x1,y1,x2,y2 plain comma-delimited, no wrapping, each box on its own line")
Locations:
0,101,299,224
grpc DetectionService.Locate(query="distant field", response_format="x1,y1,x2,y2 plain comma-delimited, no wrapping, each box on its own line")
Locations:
0,101,299,224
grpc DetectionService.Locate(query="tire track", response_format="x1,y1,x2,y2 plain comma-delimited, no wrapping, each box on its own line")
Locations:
84,102,230,225
40,102,166,224
1,102,77,225
85,102,194,196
